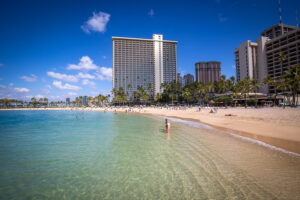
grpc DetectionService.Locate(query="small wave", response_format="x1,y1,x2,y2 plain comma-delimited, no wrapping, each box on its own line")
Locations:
156,115,300,158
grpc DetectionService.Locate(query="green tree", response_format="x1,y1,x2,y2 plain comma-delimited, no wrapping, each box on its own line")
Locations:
147,82,153,100
251,79,261,107
182,88,192,104
240,77,251,108
283,65,300,107
263,75,273,98
278,52,287,75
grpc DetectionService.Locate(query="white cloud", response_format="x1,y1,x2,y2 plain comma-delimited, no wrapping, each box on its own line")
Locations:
47,85,51,89
101,90,111,96
9,83,14,87
41,78,46,83
218,13,227,22
14,88,30,92
47,72,78,82
67,92,77,96
82,79,96,88
95,67,112,80
20,74,37,82
102,56,107,59
41,88,51,94
148,9,154,16
77,72,95,79
81,11,110,33
36,94,44,99
0,85,6,88
53,80,81,90
67,56,99,71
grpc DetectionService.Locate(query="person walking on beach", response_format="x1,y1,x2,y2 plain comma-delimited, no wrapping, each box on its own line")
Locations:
165,119,171,133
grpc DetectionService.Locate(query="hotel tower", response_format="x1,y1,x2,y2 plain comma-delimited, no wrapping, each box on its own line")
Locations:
195,62,221,84
112,34,177,99
234,24,300,93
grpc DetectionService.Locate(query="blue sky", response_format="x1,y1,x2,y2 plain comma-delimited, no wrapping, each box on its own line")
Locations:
0,0,299,101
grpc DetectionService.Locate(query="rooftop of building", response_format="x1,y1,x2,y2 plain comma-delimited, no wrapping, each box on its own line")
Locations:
195,61,221,64
265,28,300,44
261,23,299,35
112,35,178,43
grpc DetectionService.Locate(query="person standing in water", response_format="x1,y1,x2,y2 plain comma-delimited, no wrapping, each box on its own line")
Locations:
165,119,171,133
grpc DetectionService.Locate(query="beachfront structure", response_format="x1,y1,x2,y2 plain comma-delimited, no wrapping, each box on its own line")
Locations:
234,37,269,93
183,74,194,85
177,73,183,86
265,27,300,92
261,24,298,39
195,61,221,84
66,98,70,105
83,96,87,105
234,23,300,93
112,34,177,99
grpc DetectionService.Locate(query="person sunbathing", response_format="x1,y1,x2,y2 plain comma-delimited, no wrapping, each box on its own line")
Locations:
225,114,236,116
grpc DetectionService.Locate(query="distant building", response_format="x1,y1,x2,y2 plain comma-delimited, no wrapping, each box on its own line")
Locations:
83,96,88,105
265,27,300,92
234,23,300,93
195,61,221,84
261,24,298,39
66,98,70,105
183,74,194,85
112,34,177,98
177,73,183,86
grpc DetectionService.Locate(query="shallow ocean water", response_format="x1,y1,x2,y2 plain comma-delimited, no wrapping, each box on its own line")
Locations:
0,110,299,199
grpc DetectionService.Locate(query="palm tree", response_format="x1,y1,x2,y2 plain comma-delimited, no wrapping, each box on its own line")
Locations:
75,97,79,107
278,52,287,75
196,83,207,105
215,75,226,94
137,86,148,103
251,79,261,107
112,88,117,102
79,96,83,106
182,88,192,105
240,77,251,108
283,65,300,107
206,82,214,96
155,93,162,102
147,82,153,100
116,87,127,105
127,84,132,101
31,97,37,108
263,75,273,98
0,98,10,108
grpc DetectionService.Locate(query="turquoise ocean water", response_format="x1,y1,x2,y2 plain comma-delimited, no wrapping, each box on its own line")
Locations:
0,111,300,199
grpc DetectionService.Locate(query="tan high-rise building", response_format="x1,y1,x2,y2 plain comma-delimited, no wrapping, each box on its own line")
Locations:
195,62,221,84
234,24,300,93
183,73,194,85
112,34,177,99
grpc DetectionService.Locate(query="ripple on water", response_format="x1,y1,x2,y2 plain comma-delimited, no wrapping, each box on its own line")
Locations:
0,111,299,199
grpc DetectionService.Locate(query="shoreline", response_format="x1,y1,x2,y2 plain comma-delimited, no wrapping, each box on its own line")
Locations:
1,107,300,154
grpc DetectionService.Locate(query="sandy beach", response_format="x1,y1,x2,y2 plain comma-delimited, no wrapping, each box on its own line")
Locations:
1,107,300,154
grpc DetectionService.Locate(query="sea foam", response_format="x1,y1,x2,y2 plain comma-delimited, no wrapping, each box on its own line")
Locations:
157,115,300,158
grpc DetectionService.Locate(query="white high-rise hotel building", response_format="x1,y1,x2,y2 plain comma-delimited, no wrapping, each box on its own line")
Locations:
112,34,177,98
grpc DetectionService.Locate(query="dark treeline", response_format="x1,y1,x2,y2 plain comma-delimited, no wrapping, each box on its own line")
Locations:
112,65,300,107
1,65,299,108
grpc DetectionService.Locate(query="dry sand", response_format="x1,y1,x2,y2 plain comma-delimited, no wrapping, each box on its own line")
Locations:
141,107,300,154
1,107,300,154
